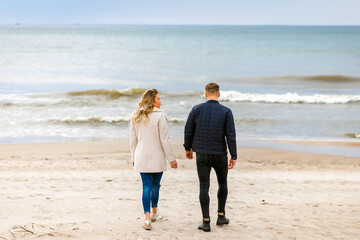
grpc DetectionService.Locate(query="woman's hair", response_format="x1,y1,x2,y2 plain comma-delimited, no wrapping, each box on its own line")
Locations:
132,89,158,124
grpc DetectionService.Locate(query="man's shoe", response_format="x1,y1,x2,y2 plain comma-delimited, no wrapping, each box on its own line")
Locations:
216,214,229,226
198,220,211,232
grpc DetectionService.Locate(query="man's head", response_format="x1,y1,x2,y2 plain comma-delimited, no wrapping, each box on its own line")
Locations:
205,83,220,100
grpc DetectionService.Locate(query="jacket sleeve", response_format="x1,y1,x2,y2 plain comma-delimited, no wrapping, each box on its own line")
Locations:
159,113,175,162
130,121,138,162
183,107,195,151
225,109,237,160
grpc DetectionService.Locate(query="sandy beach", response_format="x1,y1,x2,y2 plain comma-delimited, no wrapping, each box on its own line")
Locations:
0,140,359,240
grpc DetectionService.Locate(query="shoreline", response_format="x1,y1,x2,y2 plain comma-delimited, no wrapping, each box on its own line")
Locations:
1,137,359,158
1,139,359,171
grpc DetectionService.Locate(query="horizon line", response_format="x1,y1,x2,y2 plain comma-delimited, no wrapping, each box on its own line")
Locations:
1,23,360,27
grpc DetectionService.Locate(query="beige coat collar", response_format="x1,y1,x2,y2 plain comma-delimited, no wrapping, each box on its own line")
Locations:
153,107,168,120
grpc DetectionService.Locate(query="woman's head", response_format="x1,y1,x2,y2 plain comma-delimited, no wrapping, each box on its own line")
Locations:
132,89,159,124
153,92,161,108
140,89,159,109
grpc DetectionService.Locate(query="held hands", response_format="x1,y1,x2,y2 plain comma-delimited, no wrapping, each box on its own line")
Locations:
186,150,193,159
228,159,236,169
170,160,178,169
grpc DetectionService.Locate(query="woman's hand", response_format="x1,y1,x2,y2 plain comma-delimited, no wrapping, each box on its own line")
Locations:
170,160,178,169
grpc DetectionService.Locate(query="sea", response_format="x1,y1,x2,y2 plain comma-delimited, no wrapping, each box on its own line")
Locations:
0,25,359,150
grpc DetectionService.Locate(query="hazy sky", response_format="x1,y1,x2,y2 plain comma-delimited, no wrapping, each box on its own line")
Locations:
1,0,359,25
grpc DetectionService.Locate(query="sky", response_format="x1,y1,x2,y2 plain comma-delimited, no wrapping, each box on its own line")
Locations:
0,0,359,25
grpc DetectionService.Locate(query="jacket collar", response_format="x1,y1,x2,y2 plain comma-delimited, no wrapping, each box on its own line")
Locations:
153,107,162,112
207,100,219,103
153,107,168,120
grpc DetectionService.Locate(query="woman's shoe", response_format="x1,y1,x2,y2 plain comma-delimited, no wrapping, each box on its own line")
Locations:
143,220,152,230
150,208,159,222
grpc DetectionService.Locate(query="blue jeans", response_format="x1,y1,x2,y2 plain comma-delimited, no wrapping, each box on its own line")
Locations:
140,172,163,213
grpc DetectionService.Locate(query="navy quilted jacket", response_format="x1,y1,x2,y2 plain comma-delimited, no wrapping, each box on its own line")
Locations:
183,100,237,159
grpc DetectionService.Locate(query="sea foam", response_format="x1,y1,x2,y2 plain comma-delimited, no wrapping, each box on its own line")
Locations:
220,91,360,104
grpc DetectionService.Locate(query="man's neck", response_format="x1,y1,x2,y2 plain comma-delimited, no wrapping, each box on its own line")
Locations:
205,92,220,101
206,97,218,101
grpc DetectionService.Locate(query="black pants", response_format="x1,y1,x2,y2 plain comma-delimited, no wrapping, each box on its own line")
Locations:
196,153,228,219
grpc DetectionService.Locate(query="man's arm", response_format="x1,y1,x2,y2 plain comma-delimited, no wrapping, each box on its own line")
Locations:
184,107,196,158
225,109,237,168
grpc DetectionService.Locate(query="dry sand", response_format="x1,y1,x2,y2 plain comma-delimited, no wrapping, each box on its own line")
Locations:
0,140,359,240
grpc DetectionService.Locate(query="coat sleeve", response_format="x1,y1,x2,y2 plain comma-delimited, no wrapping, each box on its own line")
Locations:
159,113,175,162
183,107,195,151
225,109,237,160
130,121,138,162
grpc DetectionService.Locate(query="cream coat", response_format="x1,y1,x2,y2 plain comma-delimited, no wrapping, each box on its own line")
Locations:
130,107,175,173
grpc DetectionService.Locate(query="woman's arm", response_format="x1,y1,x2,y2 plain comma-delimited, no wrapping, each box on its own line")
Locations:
130,121,138,164
158,113,176,164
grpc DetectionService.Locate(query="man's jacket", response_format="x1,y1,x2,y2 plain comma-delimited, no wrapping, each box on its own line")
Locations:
184,100,237,159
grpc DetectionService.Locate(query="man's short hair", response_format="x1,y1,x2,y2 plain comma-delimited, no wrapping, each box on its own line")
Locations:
205,83,219,95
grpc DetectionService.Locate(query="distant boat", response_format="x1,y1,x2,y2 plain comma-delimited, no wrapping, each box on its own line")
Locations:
15,23,21,26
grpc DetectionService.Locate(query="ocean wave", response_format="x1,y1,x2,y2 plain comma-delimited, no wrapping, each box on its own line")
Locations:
167,118,186,123
2,88,359,106
0,89,203,106
293,75,360,83
67,88,148,98
48,116,130,124
46,116,186,124
67,89,204,99
44,116,275,126
220,91,360,104
221,74,360,84
344,133,360,139
234,118,276,124
0,93,69,106
0,102,14,107
0,88,148,106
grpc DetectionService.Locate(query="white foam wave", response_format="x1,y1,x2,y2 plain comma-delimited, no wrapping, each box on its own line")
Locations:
0,93,67,105
47,116,131,124
2,90,359,105
168,117,186,123
46,116,186,124
220,91,360,104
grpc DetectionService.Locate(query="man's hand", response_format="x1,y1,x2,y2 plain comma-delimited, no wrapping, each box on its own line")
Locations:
186,150,193,159
228,159,236,169
170,160,178,169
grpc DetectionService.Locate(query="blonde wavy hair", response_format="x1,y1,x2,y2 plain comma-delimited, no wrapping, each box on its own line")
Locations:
132,89,158,124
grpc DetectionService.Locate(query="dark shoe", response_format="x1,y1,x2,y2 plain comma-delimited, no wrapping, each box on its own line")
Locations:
198,220,211,232
216,214,229,226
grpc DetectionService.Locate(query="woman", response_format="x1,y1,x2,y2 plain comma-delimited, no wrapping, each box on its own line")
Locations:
130,89,177,230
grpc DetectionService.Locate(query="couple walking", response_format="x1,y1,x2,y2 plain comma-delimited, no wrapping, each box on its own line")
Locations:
130,83,237,232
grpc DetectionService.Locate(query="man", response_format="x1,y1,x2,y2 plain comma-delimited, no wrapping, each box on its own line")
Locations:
184,83,237,232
